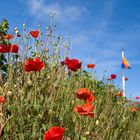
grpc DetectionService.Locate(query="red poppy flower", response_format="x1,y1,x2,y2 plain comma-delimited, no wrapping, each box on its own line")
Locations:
0,44,19,53
0,96,6,104
115,91,123,97
76,88,96,102
25,57,45,72
76,88,92,100
87,64,96,69
44,126,65,140
9,44,19,53
111,74,117,79
30,30,39,38
0,44,7,53
2,34,13,40
86,95,96,103
108,74,117,80
125,77,128,81
135,96,140,100
74,103,94,118
129,107,137,113
62,57,82,71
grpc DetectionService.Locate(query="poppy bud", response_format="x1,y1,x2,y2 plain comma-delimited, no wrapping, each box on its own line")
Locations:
47,75,51,80
84,131,90,136
44,48,49,52
27,79,33,87
7,91,12,98
95,120,99,126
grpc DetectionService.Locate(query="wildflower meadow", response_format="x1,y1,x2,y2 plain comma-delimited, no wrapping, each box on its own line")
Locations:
0,18,140,140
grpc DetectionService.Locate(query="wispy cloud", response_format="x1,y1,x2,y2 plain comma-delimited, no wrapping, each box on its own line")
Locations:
71,17,140,78
26,0,87,23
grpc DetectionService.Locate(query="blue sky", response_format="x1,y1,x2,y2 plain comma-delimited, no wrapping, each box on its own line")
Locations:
0,0,140,98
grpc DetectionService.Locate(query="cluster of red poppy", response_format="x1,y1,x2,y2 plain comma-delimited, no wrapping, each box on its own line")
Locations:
108,74,129,82
24,57,45,72
61,57,82,71
125,99,140,113
115,92,140,113
0,44,19,53
1,30,39,40
0,30,40,54
74,88,96,117
44,126,65,140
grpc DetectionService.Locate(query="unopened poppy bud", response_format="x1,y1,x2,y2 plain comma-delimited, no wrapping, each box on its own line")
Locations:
15,30,19,35
7,91,12,98
95,120,99,126
42,55,46,59
23,24,26,30
49,109,52,114
14,85,17,88
47,75,51,80
38,114,42,118
28,46,32,50
27,79,33,87
14,27,19,34
10,64,13,67
14,27,18,31
46,27,49,30
44,48,49,52
32,52,37,57
52,64,56,68
84,131,90,136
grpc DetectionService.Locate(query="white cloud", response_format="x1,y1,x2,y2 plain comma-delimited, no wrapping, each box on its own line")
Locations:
26,0,87,23
70,18,140,80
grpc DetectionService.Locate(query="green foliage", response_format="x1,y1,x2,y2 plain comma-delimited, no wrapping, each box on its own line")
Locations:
0,19,9,43
0,19,9,79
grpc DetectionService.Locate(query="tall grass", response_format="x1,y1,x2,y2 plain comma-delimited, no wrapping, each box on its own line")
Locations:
0,18,140,140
